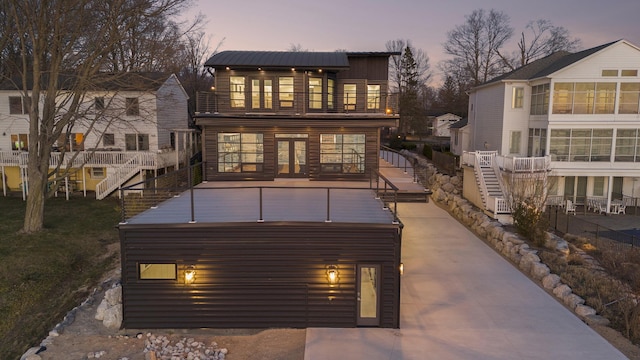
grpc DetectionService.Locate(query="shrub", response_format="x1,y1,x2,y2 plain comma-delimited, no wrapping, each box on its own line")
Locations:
422,144,433,159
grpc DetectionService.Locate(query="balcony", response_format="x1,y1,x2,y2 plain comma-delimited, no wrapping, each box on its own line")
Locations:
195,91,399,116
461,152,551,173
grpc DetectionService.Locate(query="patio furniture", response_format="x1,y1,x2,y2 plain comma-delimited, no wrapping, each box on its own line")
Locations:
565,199,576,215
598,202,608,214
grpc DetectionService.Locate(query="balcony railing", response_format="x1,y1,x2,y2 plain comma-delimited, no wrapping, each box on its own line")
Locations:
0,150,178,169
195,91,399,115
462,151,551,173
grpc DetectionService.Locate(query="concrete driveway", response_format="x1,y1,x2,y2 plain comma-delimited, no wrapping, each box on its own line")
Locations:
304,201,628,360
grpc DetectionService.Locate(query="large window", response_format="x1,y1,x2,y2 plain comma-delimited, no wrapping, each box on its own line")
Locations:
367,85,381,110
549,128,612,162
619,83,640,114
320,134,365,173
552,82,616,114
139,264,177,280
512,87,524,109
125,134,149,151
279,77,294,108
103,133,115,147
344,84,356,111
308,77,322,109
530,84,549,115
230,76,245,108
10,134,28,150
615,129,640,162
217,133,264,172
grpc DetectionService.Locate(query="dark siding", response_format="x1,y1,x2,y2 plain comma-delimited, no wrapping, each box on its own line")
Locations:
202,125,381,181
120,222,401,329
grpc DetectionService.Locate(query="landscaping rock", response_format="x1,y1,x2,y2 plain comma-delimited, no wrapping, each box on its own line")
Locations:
575,305,597,317
542,274,561,290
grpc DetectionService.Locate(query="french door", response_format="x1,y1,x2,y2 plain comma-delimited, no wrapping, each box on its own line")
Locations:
277,139,307,177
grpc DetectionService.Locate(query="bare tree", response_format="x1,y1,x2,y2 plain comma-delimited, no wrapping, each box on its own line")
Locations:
3,0,196,234
503,170,554,244
500,19,581,70
287,43,308,52
442,9,513,86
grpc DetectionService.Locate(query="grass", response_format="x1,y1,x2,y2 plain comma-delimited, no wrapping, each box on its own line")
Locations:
0,196,121,360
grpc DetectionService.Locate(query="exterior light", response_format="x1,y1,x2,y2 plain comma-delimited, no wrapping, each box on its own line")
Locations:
291,67,296,71
318,69,323,73
386,108,392,115
258,67,262,71
225,67,230,70
184,265,196,284
326,265,339,285
210,86,215,91
399,263,404,276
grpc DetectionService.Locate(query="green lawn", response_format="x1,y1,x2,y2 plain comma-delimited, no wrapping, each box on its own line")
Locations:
0,196,121,359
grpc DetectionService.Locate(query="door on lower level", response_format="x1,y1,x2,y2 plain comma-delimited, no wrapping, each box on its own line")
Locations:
357,264,380,326
277,139,307,177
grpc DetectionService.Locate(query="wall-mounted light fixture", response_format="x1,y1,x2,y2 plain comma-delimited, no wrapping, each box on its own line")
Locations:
184,265,196,284
326,265,339,285
399,263,404,276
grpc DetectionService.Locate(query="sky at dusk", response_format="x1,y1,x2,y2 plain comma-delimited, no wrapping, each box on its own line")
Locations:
186,0,640,83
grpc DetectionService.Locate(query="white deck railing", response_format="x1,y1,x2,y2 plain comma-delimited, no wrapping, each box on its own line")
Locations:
462,151,550,173
95,152,157,200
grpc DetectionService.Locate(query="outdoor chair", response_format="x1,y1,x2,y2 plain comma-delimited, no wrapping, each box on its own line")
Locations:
598,202,608,214
617,203,626,214
565,199,576,215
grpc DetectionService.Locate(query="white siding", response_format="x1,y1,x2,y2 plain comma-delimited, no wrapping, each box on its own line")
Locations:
156,74,189,151
470,84,505,151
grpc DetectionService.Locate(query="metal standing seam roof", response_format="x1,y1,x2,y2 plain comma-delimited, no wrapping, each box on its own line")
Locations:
204,51,351,69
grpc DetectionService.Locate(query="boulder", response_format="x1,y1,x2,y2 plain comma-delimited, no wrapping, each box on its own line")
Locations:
95,299,108,321
563,293,585,310
575,305,597,318
531,262,550,280
104,285,122,307
103,304,123,329
553,284,572,298
542,274,561,290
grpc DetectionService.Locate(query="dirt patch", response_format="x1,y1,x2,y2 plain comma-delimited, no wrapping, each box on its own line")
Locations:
36,285,305,360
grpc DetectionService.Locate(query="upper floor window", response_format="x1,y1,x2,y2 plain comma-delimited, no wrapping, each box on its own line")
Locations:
9,96,30,115
622,70,638,77
530,84,549,115
512,87,524,108
367,85,381,110
552,82,616,114
11,134,28,150
327,79,335,110
95,97,105,111
230,76,245,108
602,70,618,77
344,84,356,111
251,78,273,110
279,77,294,108
125,97,139,116
103,133,115,147
308,77,323,110
619,83,640,114
125,133,149,151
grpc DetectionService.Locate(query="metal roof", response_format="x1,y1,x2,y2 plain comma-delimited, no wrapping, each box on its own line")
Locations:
205,51,351,69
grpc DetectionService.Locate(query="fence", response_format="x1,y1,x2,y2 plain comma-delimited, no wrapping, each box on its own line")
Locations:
119,162,400,225
546,205,639,250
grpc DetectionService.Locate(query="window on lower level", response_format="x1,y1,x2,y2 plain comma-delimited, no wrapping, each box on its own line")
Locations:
139,263,177,280
509,131,521,154
91,167,105,178
217,133,264,172
11,134,28,150
593,177,605,196
320,134,365,173
549,128,612,162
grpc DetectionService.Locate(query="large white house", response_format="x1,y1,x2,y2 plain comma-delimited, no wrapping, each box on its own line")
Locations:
461,39,640,216
0,72,192,199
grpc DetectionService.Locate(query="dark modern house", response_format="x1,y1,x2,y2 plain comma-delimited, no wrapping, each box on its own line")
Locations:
118,50,403,329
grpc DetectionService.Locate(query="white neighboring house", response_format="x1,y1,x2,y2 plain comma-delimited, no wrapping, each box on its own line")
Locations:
449,118,469,156
461,39,640,217
0,72,192,199
431,112,462,137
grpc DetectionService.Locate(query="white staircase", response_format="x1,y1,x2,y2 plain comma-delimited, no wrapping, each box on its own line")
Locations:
473,151,510,215
95,153,155,200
